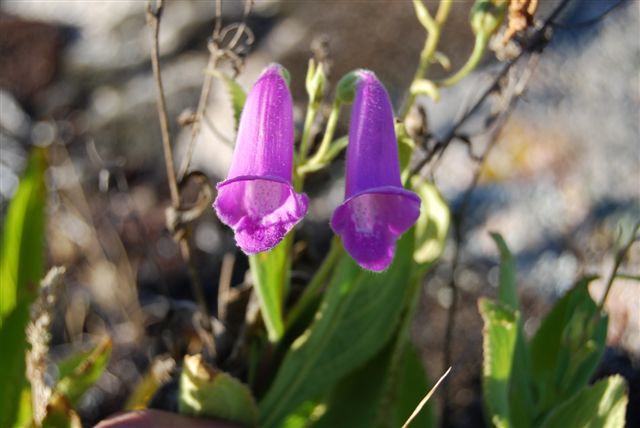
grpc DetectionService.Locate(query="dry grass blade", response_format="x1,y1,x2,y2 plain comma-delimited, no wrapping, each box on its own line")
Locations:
401,366,452,428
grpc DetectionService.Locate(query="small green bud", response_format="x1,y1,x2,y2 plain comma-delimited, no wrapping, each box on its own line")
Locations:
335,70,360,104
470,0,508,38
305,59,326,106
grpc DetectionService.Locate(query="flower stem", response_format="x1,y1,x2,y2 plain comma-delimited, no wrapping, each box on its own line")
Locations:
598,222,640,314
298,103,319,164
294,102,320,192
400,0,452,120
438,32,489,88
299,100,342,172
285,237,342,330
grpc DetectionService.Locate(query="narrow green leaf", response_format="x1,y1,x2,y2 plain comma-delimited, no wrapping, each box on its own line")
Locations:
540,375,628,428
249,236,290,341
529,277,608,417
16,387,33,428
207,69,246,130
479,298,519,428
259,230,416,427
179,354,258,427
41,394,82,428
490,233,518,310
0,148,47,428
0,147,47,323
54,337,112,407
411,179,450,266
313,337,396,428
508,330,535,428
313,339,434,428
489,233,534,426
391,341,436,428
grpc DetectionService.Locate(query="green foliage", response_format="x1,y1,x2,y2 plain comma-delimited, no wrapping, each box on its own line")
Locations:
529,277,608,418
41,395,82,428
479,298,518,428
480,236,626,428
412,179,450,267
249,236,290,341
313,335,434,428
306,59,327,107
179,354,258,427
207,69,246,130
540,376,628,428
0,148,47,428
258,231,416,427
54,337,112,408
490,233,517,310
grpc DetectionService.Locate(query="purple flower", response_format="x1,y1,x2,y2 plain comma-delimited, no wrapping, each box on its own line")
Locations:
213,64,308,254
331,70,420,271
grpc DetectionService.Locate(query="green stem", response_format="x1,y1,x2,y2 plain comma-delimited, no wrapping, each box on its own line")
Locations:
298,103,319,164
438,32,489,88
249,251,285,342
597,222,640,314
285,237,342,329
400,0,452,120
299,100,342,173
294,103,320,192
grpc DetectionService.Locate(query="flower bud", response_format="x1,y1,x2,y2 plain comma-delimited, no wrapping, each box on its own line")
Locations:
470,0,508,38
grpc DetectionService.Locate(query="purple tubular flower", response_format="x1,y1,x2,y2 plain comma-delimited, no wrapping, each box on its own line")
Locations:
213,64,308,254
331,70,421,271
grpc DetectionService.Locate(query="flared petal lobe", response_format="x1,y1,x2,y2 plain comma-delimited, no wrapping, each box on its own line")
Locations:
213,64,308,254
330,70,421,271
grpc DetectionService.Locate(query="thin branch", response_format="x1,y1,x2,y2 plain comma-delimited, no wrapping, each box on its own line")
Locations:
411,0,574,177
177,0,254,180
146,0,179,206
440,53,540,424
146,0,215,357
598,222,640,313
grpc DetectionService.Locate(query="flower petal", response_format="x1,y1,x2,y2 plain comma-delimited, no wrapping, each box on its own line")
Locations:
214,176,309,254
331,188,421,271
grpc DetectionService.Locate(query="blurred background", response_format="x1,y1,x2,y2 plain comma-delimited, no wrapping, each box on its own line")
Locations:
1,0,638,426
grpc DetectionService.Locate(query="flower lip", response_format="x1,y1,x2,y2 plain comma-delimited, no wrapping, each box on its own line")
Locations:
330,186,421,272
214,175,309,255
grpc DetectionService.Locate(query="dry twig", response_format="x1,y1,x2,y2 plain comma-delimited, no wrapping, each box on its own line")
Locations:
145,0,215,357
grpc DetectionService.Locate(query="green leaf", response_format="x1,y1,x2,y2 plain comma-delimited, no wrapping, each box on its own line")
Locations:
396,124,416,183
539,375,628,428
412,179,450,266
0,147,47,323
249,236,290,341
0,148,47,428
179,354,258,427
41,394,82,428
282,401,324,428
313,339,434,428
529,277,608,418
489,233,534,426
390,341,436,428
479,298,519,428
313,337,396,428
16,387,33,428
207,69,246,130
490,233,518,310
54,337,112,407
258,230,416,427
